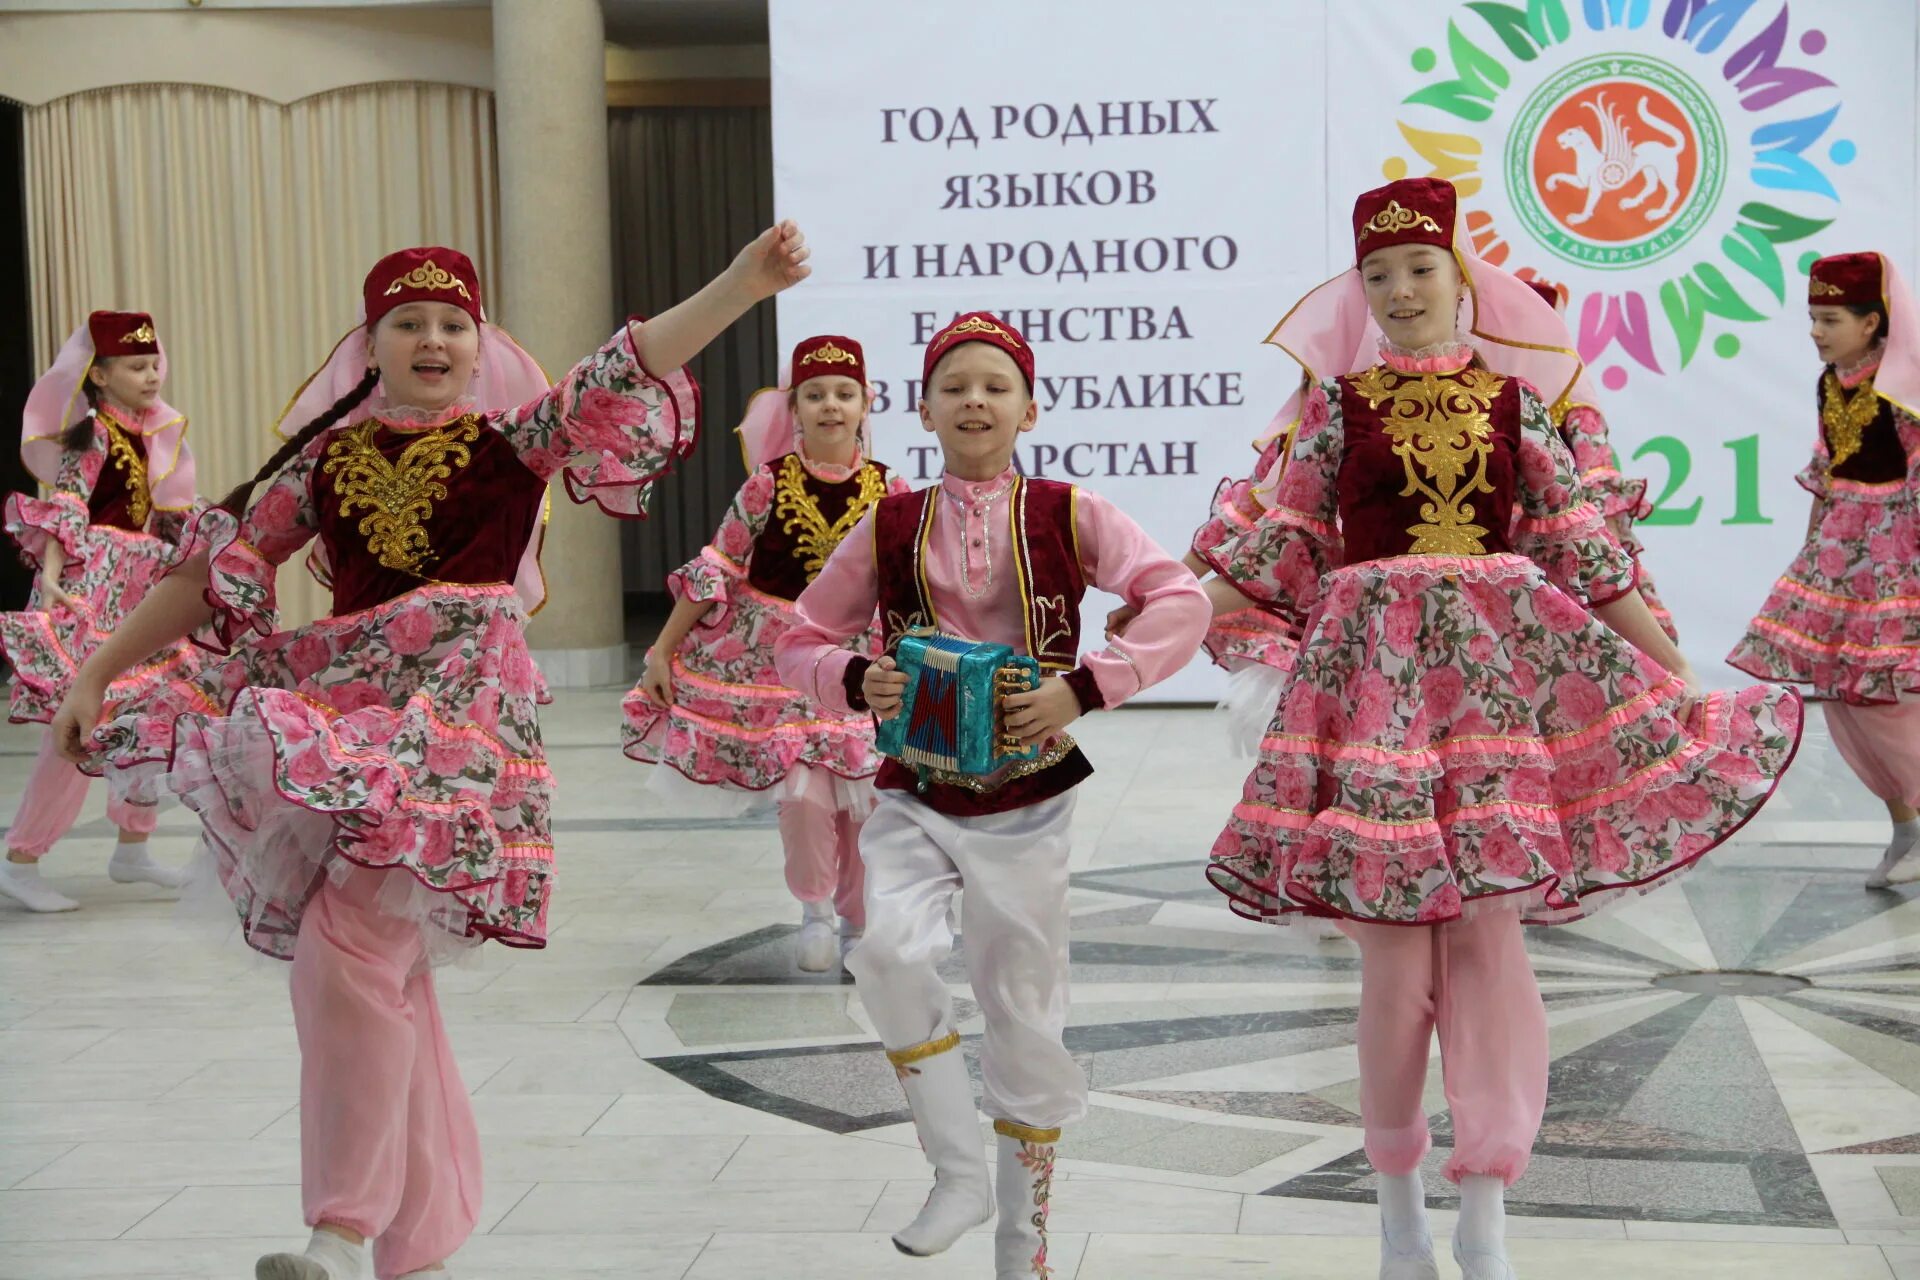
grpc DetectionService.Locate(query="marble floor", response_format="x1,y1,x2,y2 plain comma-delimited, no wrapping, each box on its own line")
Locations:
1,689,1919,1278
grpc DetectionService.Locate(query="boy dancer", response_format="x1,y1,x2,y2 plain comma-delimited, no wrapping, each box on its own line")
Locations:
775,312,1207,1278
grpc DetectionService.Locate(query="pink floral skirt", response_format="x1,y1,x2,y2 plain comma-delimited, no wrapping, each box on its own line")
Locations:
0,521,199,724
87,582,554,961
622,583,881,792
1727,480,1920,704
1207,554,1802,926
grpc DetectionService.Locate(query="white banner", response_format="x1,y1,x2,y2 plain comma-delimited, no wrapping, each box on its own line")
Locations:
771,0,1919,697
770,0,1325,701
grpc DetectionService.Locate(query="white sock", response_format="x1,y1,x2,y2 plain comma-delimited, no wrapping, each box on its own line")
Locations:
800,898,835,923
109,841,152,865
1889,820,1919,851
3,859,47,883
1377,1170,1430,1251
304,1228,369,1279
1455,1174,1508,1257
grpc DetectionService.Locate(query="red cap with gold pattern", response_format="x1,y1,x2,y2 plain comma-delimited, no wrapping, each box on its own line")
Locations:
1352,177,1457,264
1809,252,1883,308
792,334,866,387
1526,279,1565,310
922,311,1033,390
363,247,484,328
88,311,158,358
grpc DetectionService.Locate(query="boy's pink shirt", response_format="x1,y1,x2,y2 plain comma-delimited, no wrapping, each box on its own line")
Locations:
775,465,1208,712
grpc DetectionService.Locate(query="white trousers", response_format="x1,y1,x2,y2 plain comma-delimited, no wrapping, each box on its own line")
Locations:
847,789,1087,1129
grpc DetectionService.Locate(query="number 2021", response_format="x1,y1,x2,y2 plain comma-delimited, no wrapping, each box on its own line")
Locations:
1630,434,1771,527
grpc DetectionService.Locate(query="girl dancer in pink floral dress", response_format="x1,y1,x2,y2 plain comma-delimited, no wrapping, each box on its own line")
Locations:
1525,278,1677,641
49,226,810,1280
1729,251,1920,887
1200,179,1801,1280
0,311,201,911
623,334,908,971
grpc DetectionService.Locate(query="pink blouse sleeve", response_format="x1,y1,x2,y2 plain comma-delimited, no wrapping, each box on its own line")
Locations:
173,435,325,653
4,432,102,567
493,318,700,519
1202,382,1345,628
1072,488,1208,708
668,467,776,628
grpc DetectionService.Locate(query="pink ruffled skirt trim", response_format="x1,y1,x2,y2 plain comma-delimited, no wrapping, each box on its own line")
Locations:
1207,554,1802,926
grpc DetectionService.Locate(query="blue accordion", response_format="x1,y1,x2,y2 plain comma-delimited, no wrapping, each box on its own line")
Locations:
876,630,1042,780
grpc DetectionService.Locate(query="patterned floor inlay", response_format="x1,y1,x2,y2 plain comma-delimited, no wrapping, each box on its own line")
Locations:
645,850,1920,1225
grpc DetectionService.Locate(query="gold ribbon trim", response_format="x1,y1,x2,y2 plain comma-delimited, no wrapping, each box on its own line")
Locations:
885,1030,960,1069
993,1119,1063,1144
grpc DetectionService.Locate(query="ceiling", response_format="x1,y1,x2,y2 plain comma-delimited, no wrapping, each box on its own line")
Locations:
601,0,766,46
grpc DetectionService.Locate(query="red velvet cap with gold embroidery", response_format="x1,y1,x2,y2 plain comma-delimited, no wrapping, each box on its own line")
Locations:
1809,252,1883,308
1527,279,1566,309
364,247,484,328
922,311,1033,389
1352,177,1456,264
88,311,158,358
792,334,866,387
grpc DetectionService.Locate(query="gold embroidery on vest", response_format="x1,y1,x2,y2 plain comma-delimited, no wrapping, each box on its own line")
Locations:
323,415,482,575
1821,371,1881,470
774,455,886,577
101,417,151,527
1350,365,1504,556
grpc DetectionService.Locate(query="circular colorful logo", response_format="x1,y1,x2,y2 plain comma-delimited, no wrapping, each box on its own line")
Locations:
1508,55,1725,270
1382,5,1853,381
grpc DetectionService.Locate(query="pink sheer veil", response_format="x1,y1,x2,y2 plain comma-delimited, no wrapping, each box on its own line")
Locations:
20,322,197,511
733,361,872,473
1251,235,1585,504
1873,252,1920,418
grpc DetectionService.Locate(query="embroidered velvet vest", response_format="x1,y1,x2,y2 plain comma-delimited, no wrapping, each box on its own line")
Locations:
872,475,1084,671
89,414,150,532
868,475,1093,816
747,453,890,602
1819,367,1906,484
1335,364,1525,566
311,413,545,615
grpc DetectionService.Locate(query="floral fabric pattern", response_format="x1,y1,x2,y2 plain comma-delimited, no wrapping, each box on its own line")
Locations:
1204,365,1800,927
1560,404,1650,523
623,465,908,791
82,320,698,959
89,583,553,960
1207,556,1801,925
1560,403,1675,642
498,321,699,519
1,434,205,722
1728,402,1920,704
1194,446,1298,673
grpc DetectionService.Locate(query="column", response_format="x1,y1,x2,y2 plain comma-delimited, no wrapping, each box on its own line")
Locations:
491,0,626,687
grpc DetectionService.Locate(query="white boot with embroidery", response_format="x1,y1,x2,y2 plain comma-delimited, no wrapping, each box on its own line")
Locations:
992,1120,1060,1279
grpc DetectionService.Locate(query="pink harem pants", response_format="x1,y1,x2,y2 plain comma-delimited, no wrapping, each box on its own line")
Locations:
5,732,158,859
1825,700,1920,808
1345,910,1548,1186
778,777,866,930
291,868,481,1279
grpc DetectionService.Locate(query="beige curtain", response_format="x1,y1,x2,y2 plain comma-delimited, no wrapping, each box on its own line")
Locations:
24,82,498,625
